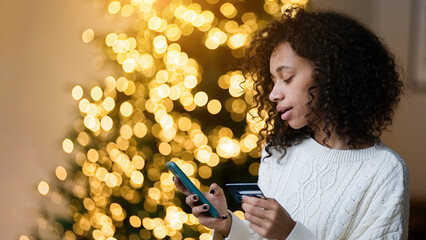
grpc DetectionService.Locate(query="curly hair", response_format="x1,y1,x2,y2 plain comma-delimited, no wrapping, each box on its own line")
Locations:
243,8,404,157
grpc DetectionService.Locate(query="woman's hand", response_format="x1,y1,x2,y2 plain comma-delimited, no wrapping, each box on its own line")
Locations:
173,177,232,237
242,196,296,240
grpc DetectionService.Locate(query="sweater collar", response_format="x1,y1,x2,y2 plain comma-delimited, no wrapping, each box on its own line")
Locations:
300,137,383,163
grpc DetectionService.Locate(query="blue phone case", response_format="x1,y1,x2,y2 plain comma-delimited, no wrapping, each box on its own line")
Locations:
166,162,220,218
226,183,265,203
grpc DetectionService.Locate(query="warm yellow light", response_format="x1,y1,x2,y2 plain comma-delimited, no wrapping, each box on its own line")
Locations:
116,77,128,92
121,4,134,17
264,1,279,15
196,146,212,163
110,203,123,216
229,73,245,97
72,85,84,100
105,173,119,187
131,171,144,185
153,226,167,239
55,166,67,181
218,127,233,138
108,1,121,14
217,137,240,158
207,99,222,115
180,92,194,107
228,33,248,49
183,75,197,89
87,148,99,163
220,3,237,18
198,165,212,179
77,131,90,146
90,86,103,101
79,98,90,113
129,215,142,228
62,138,74,153
19,235,30,240
155,70,169,84
82,29,95,43
177,116,191,131
165,24,181,41
153,35,167,54
249,162,260,176
102,97,115,111
234,210,245,220
200,233,212,240
194,91,208,107
120,101,133,117
133,122,148,138
84,115,100,132
132,155,145,169
101,116,113,131
174,6,187,19
181,23,194,36
148,187,161,200
166,50,180,65
158,142,172,156
106,33,118,46
139,53,154,71
123,58,137,73
183,10,197,23
148,16,162,31
192,14,206,27
157,84,171,98
207,153,220,167
169,85,181,100
38,181,49,195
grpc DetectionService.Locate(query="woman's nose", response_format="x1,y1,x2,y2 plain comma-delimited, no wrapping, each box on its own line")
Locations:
269,83,284,102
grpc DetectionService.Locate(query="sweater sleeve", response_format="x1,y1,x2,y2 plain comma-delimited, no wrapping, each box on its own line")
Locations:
349,160,410,240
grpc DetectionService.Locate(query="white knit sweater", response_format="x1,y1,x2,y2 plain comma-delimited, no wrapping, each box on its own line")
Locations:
213,137,409,240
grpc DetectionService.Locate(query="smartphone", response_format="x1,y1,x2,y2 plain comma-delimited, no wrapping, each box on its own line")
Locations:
166,161,220,218
226,183,265,203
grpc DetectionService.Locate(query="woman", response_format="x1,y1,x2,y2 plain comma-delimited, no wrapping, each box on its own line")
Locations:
173,8,409,239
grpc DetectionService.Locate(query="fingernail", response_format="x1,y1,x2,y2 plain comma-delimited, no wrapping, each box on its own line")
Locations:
193,195,198,200
203,204,209,210
221,215,228,220
209,189,215,195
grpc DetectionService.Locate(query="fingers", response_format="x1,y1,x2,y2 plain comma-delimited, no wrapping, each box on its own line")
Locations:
185,194,200,207
241,196,278,225
192,203,211,216
172,176,191,195
242,195,273,209
208,183,224,197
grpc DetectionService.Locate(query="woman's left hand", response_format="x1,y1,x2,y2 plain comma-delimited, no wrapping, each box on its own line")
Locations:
242,196,296,240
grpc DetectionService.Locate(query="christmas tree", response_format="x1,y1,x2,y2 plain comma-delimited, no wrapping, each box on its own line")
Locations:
25,0,308,239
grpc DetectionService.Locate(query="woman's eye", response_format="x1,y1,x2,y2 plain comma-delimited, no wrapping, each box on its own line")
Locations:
283,76,293,83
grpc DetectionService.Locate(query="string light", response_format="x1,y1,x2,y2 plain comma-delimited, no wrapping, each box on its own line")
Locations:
35,1,309,239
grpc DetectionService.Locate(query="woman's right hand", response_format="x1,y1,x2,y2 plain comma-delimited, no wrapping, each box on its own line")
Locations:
173,177,232,237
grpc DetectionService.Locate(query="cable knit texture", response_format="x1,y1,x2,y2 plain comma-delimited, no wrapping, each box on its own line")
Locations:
212,137,409,240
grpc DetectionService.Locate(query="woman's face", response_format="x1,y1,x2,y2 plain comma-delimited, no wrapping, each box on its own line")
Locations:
269,42,315,129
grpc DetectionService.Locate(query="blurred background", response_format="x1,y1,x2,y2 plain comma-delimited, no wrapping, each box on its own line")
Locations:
1,0,425,239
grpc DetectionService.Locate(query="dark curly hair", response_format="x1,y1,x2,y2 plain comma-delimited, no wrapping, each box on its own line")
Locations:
243,8,404,157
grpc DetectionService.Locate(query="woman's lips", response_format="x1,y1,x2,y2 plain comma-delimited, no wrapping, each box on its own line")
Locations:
280,108,293,121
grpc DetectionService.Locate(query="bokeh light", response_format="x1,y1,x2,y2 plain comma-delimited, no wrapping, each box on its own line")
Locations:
35,1,310,239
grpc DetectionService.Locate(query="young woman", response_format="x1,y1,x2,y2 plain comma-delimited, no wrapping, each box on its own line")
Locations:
173,8,409,240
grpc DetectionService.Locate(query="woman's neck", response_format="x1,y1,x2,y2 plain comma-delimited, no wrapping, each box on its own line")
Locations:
313,129,374,150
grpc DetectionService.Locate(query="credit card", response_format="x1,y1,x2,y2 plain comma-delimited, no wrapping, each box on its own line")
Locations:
226,183,264,203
